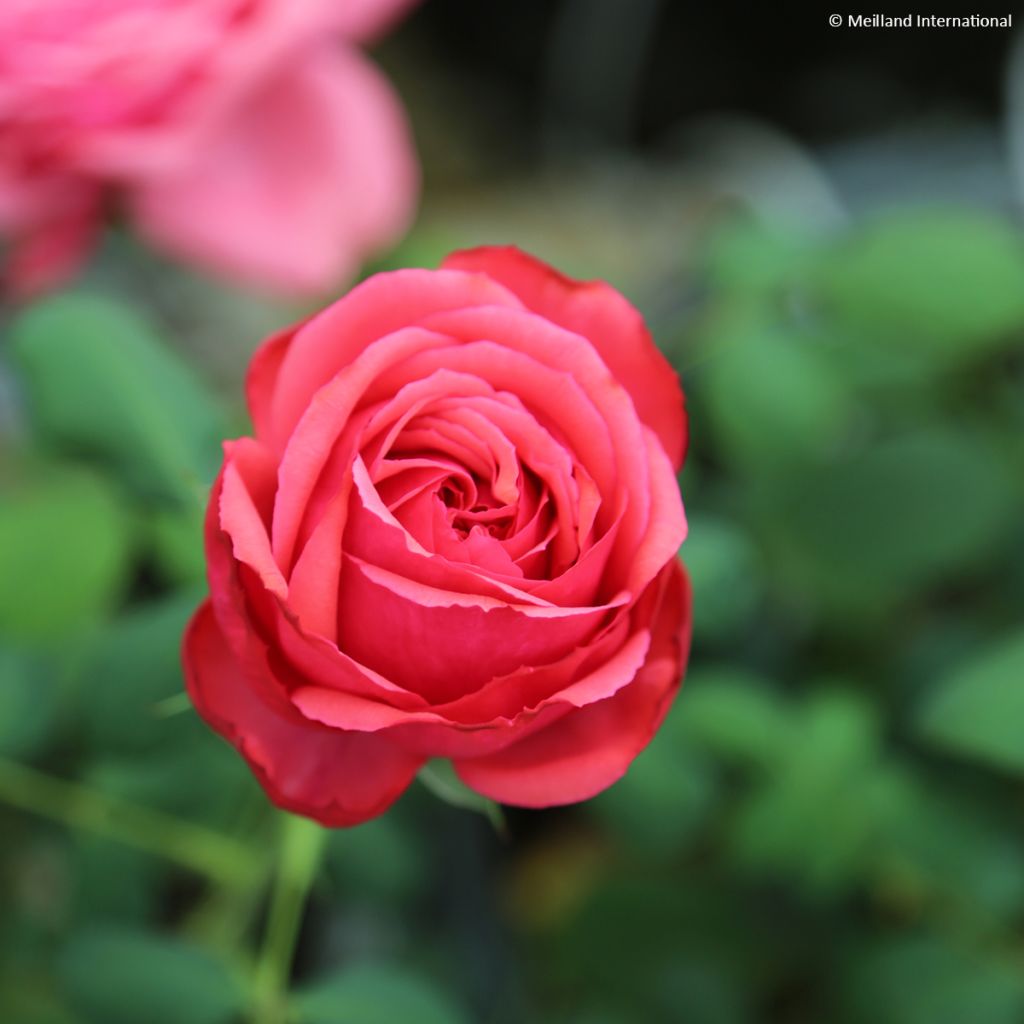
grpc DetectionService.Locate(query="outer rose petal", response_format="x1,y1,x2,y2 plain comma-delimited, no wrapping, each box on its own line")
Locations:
264,269,522,451
442,246,688,469
453,560,691,807
131,45,417,295
245,323,302,442
65,0,359,177
184,601,423,826
337,554,629,704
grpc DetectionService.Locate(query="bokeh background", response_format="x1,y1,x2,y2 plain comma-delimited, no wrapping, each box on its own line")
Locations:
2,4,1024,1022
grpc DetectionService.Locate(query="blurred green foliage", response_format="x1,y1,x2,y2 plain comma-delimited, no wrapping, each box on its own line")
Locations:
58,927,244,1024
10,295,225,501
0,203,1022,1024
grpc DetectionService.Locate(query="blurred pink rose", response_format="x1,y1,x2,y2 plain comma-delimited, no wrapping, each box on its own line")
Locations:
0,0,419,296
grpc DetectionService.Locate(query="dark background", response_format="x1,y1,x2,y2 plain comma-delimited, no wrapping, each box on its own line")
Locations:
403,2,1012,147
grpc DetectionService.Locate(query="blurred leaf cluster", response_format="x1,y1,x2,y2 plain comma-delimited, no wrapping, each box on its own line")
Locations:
1,204,1023,1023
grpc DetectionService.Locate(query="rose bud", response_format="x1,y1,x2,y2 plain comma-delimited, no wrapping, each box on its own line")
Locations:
0,0,418,296
183,247,691,826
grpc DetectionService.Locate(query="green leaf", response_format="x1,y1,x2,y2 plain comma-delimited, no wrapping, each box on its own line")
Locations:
813,209,1024,363
0,980,78,1024
730,690,903,894
82,737,258,830
682,516,763,642
0,651,60,758
875,781,1024,924
550,877,756,1022
77,591,199,754
704,219,814,297
767,428,1017,614
69,837,160,925
916,630,1024,775
323,814,424,903
840,934,1024,1024
10,294,224,500
0,466,132,643
58,927,242,1024
676,668,792,769
418,760,506,835
148,504,207,586
700,308,857,470
294,965,468,1024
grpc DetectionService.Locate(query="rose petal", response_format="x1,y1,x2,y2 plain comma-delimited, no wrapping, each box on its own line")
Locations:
344,457,553,606
337,553,629,704
245,324,302,443
294,685,571,760
393,314,686,598
206,456,423,712
272,326,454,570
285,471,349,638
626,429,688,594
266,268,523,449
184,602,423,826
442,246,688,469
296,582,658,761
391,316,657,587
359,368,498,471
219,456,287,601
431,607,635,725
270,597,427,708
375,328,621,511
452,560,691,806
132,45,417,295
289,602,648,757
71,0,360,176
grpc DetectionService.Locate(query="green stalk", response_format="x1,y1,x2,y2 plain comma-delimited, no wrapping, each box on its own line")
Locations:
0,756,262,887
252,813,326,1024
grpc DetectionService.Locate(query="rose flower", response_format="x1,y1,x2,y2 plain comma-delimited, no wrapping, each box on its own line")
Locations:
0,0,418,295
183,247,691,825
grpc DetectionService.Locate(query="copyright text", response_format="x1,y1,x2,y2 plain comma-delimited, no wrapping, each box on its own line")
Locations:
829,13,1012,28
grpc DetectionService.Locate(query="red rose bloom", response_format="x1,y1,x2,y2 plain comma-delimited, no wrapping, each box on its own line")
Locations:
183,247,691,826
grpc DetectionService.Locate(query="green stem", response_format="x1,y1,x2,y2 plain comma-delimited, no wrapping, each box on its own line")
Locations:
252,813,326,1024
151,691,193,718
0,756,263,888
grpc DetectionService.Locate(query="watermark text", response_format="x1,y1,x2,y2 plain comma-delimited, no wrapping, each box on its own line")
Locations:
829,13,1011,28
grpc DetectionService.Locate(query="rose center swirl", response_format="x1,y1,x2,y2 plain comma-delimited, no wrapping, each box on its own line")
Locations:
364,402,562,579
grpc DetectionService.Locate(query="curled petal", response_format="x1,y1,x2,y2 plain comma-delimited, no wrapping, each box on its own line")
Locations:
272,326,454,571
452,560,691,807
265,268,522,449
219,458,287,601
343,458,553,606
442,246,688,468
184,602,423,826
336,554,629,704
289,601,651,759
245,324,302,443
